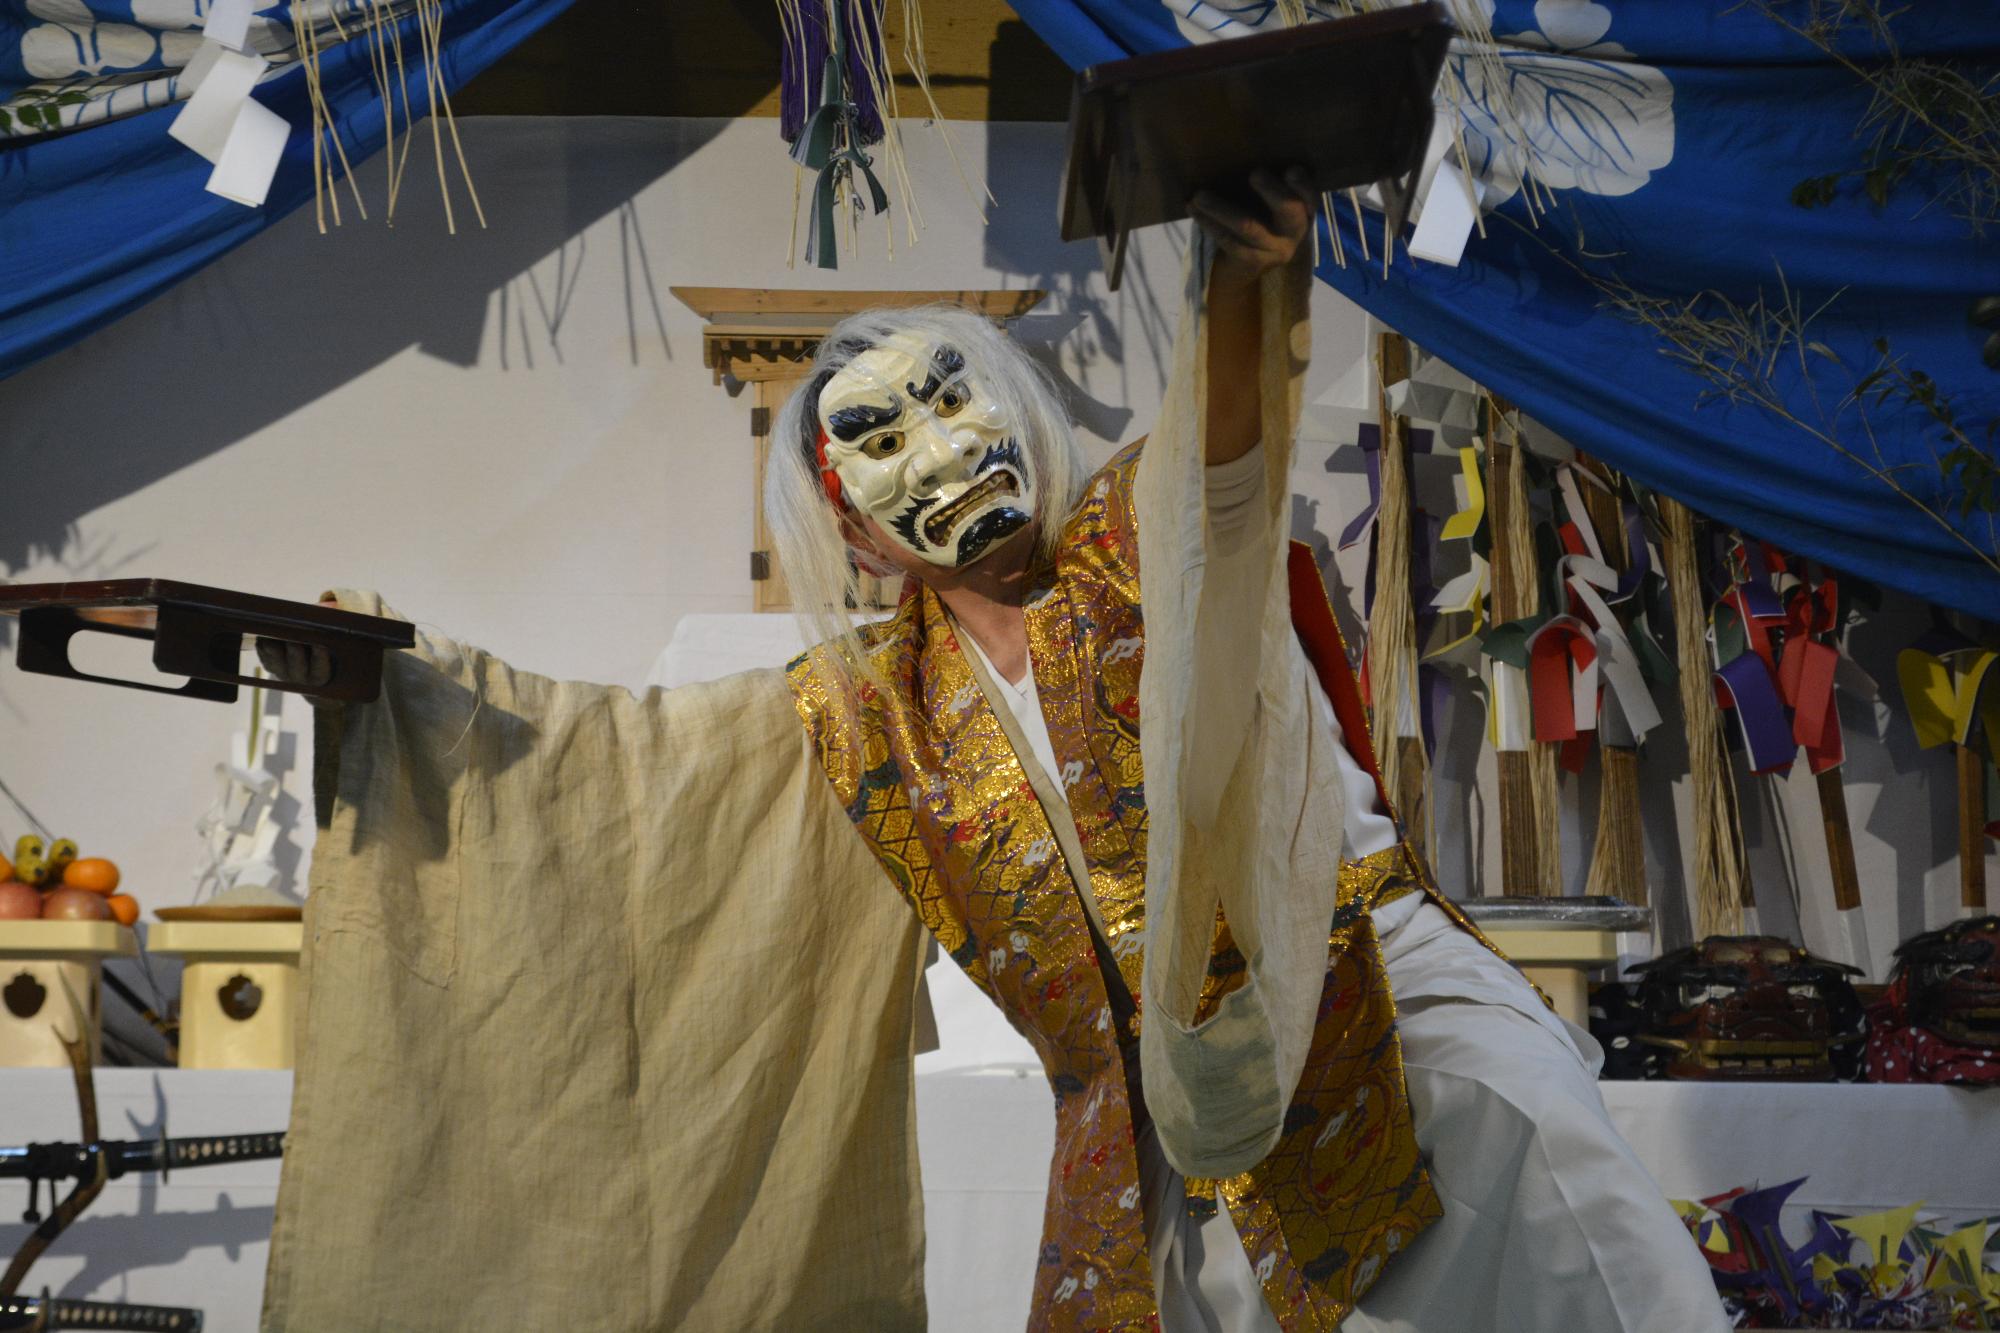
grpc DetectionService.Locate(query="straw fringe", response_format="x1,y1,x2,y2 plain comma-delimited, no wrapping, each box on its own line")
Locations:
295,0,482,232
774,0,979,267
1368,335,1432,860
1661,494,1748,937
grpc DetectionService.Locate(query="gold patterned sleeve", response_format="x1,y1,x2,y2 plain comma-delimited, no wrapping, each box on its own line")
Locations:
1054,438,1148,607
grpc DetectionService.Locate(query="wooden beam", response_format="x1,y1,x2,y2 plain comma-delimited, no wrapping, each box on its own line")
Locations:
456,0,1073,123
671,287,1045,323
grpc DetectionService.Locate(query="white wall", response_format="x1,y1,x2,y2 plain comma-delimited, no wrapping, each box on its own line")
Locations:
0,114,1984,1006
0,104,1989,1333
0,116,1217,921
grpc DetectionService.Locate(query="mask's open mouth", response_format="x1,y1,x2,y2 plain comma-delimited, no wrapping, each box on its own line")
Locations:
924,470,1020,546
1937,1005,2000,1043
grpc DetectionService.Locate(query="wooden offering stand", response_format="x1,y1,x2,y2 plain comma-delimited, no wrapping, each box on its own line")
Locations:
1059,3,1450,288
0,921,136,1067
0,579,414,704
150,906,305,1069
1460,898,1652,1028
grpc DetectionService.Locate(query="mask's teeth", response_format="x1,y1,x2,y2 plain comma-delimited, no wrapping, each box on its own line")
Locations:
924,472,1016,544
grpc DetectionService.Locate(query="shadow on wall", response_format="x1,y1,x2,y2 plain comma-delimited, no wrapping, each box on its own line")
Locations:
0,118,715,581
0,1193,275,1299
983,122,1173,452
1845,597,1964,943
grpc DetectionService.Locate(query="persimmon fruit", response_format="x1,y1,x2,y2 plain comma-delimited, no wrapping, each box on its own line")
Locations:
62,858,120,894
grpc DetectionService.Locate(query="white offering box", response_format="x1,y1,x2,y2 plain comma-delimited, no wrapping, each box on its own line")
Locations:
149,920,302,1069
1475,925,1619,1029
0,921,137,1066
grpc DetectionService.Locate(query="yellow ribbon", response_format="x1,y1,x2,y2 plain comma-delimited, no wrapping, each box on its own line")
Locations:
1439,445,1485,542
1898,647,2000,755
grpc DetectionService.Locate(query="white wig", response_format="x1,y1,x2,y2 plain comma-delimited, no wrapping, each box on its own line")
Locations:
766,303,1089,687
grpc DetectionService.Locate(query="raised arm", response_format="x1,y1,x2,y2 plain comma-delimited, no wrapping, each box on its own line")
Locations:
1189,167,1316,465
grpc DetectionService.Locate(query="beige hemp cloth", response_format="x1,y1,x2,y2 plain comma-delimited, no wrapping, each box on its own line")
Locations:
266,238,1327,1329
263,622,931,1330
1137,237,1335,1181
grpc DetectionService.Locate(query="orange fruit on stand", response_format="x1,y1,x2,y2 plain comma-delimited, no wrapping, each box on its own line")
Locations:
106,894,139,928
0,852,10,882
62,858,120,894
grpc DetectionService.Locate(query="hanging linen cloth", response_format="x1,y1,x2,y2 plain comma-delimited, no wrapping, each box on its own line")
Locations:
263,605,932,1330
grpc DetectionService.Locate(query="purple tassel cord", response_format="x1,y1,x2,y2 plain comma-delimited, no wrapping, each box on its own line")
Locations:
779,0,887,147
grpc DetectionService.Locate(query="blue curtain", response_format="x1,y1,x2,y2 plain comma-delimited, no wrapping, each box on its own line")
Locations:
1011,0,2000,619
0,0,572,380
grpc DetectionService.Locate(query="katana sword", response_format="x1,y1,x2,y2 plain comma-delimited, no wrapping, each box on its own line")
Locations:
0,1290,202,1330
0,1134,285,1223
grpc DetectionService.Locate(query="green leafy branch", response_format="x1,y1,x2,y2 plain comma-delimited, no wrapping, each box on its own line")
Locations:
1751,0,2000,233
0,88,92,137
1517,211,2000,577
1609,269,1998,575
1853,338,2000,518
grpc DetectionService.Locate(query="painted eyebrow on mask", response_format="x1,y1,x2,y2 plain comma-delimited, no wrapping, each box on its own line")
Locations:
827,399,904,442
906,345,966,404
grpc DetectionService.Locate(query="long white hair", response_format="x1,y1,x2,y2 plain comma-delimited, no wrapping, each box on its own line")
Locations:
766,304,1089,687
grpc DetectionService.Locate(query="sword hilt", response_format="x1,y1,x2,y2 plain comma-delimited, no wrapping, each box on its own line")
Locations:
0,1291,203,1331
159,1132,286,1175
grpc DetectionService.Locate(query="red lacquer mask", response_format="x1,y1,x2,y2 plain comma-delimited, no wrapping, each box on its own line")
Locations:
1628,935,1863,1081
1865,915,2000,1085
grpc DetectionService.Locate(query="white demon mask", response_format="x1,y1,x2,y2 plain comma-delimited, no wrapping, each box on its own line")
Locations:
816,332,1037,568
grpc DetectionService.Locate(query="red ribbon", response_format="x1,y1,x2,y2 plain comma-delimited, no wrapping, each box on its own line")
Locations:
1286,543,1396,818
1529,619,1599,772
815,426,846,510
1776,574,1845,772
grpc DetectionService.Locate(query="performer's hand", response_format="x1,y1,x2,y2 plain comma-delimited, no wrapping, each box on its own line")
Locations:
254,594,343,706
1189,168,1316,465
1188,167,1316,292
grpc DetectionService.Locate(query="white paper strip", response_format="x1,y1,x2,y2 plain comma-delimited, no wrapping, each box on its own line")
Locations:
168,47,267,163
1568,570,1665,742
1410,353,1479,395
1408,160,1483,267
178,37,225,94
1385,378,1481,429
1490,660,1532,752
203,0,255,52
206,97,288,207
1556,466,1605,564
1430,561,1486,613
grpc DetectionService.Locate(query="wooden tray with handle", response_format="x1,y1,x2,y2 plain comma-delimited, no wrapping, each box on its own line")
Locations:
1059,4,1452,288
0,579,413,704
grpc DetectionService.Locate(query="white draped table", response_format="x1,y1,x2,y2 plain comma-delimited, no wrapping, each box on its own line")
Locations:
2,963,1992,1333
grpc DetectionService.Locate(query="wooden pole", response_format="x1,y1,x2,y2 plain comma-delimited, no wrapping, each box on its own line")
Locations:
1814,767,1863,912
1815,764,1874,972
1960,743,1989,910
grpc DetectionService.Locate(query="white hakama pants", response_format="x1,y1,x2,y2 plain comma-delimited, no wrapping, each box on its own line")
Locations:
1144,901,1729,1333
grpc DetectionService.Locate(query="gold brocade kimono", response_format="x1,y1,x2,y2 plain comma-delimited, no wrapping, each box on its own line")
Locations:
265,241,1514,1333
788,442,1467,1332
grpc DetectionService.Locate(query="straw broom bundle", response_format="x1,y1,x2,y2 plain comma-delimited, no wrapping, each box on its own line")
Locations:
1577,458,1647,905
1659,495,1749,937
1485,395,1560,895
1369,334,1432,855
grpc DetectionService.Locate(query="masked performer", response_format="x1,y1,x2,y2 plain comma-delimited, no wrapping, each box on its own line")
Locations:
261,174,1723,1333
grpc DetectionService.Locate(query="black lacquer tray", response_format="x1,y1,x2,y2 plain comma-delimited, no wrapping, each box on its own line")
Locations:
0,579,413,704
1059,4,1451,288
